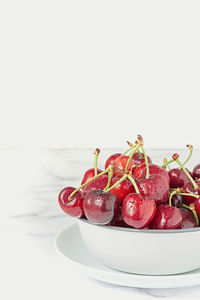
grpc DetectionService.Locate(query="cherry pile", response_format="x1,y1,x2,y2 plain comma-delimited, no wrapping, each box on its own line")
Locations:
58,135,200,230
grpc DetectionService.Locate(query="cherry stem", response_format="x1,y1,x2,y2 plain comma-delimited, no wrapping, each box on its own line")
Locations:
123,148,132,156
172,154,198,190
183,144,193,167
176,193,199,198
127,175,140,194
113,166,128,176
169,190,177,206
169,190,199,206
138,149,142,159
163,158,171,171
182,203,199,227
161,158,174,168
162,158,167,170
122,141,137,155
68,168,108,200
94,148,100,176
105,174,128,192
140,145,149,179
124,144,140,171
136,134,150,179
103,170,114,191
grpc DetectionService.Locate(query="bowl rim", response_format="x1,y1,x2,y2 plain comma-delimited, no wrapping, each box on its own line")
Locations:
78,218,200,234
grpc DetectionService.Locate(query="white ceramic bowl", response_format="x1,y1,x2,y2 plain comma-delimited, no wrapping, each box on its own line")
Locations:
77,219,200,275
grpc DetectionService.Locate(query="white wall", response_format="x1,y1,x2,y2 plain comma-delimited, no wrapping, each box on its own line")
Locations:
1,0,200,149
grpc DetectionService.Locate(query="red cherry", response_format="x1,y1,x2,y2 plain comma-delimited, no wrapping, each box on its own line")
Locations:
151,205,183,229
113,155,135,172
122,193,156,228
109,175,134,203
132,152,152,166
194,197,200,218
181,208,197,228
83,189,120,224
133,163,170,184
181,181,200,205
193,164,200,180
168,168,191,188
109,209,127,227
171,194,183,208
137,174,170,205
58,187,84,218
82,174,108,194
105,153,121,170
81,168,102,185
132,163,146,180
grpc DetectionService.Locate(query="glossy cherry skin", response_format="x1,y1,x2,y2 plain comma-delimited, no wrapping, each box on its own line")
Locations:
194,197,200,218
181,181,200,205
58,187,84,218
132,164,145,180
113,155,135,172
109,175,134,203
181,208,197,228
133,163,170,184
81,174,108,194
151,205,183,229
105,153,121,170
109,209,127,227
168,168,191,188
122,193,156,228
171,194,183,208
193,164,200,180
137,174,170,205
132,152,152,166
83,189,120,224
81,168,102,185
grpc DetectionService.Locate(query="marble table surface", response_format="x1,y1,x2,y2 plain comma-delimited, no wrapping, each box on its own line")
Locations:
1,148,200,300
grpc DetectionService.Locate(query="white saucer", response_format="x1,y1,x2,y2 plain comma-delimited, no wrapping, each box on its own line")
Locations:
54,224,200,289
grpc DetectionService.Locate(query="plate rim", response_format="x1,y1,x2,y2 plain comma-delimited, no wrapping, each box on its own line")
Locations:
54,224,200,289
